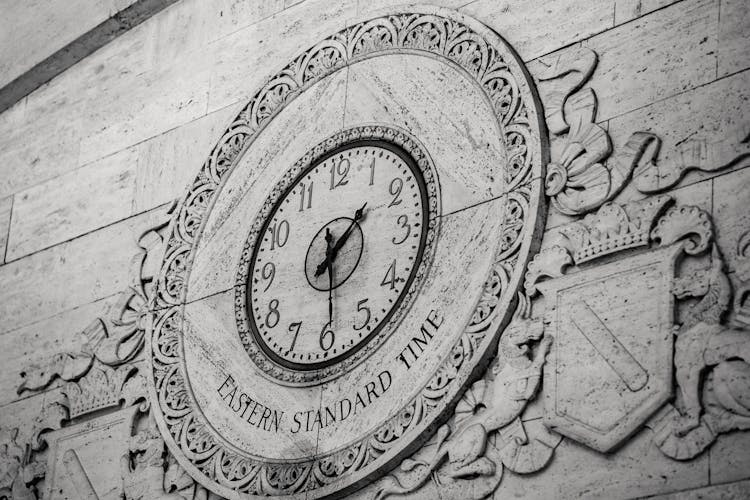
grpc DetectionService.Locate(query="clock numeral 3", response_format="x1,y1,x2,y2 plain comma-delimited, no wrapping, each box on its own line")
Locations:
269,220,290,250
354,298,371,331
288,321,302,351
330,158,350,190
388,177,403,207
320,321,335,351
265,299,280,328
392,214,411,245
298,181,313,211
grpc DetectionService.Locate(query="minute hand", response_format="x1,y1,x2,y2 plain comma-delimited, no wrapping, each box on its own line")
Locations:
314,203,367,277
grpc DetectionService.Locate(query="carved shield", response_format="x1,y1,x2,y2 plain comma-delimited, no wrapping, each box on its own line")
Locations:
539,245,680,452
42,406,138,500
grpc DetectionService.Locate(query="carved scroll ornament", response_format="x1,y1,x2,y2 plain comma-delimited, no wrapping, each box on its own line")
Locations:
536,48,749,215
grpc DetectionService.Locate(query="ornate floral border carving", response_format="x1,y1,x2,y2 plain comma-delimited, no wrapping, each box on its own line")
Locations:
148,8,545,498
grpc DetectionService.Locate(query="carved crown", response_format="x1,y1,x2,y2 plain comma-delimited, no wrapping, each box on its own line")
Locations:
62,365,137,419
559,195,672,264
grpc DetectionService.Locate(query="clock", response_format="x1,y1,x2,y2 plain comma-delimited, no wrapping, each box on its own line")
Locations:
148,7,545,499
236,132,440,385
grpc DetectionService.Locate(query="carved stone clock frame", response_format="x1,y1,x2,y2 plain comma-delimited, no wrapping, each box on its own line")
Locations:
147,6,546,499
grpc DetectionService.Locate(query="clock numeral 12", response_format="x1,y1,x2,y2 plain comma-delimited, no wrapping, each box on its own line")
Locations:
298,181,313,211
330,157,350,190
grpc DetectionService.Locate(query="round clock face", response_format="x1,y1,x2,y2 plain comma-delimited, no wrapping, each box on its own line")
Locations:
247,142,428,370
235,131,441,385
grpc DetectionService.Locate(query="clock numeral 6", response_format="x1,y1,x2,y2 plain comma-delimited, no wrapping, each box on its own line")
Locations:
354,298,371,331
392,214,411,245
265,299,280,328
320,321,335,351
268,219,290,250
330,157,350,190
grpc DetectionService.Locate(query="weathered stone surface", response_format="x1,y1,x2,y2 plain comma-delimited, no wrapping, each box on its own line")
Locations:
0,117,81,201
206,0,358,113
710,431,750,485
0,196,11,264
528,0,719,123
713,166,750,274
0,0,139,88
718,0,750,77
0,206,169,336
462,0,615,62
646,479,750,499
6,147,138,260
133,102,240,213
614,0,681,25
78,53,211,166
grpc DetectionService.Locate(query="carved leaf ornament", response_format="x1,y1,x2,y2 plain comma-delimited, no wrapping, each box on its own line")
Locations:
147,7,545,499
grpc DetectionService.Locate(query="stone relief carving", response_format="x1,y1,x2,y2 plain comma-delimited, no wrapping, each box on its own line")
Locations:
536,47,650,215
647,242,750,460
17,203,175,396
632,124,750,194
148,9,545,498
0,206,220,500
0,10,747,500
525,193,750,459
374,296,556,499
536,48,749,215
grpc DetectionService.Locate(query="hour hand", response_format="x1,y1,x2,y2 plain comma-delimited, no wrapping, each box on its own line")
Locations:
314,228,335,277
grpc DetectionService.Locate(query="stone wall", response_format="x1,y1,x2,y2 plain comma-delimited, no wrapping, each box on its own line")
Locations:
0,0,748,499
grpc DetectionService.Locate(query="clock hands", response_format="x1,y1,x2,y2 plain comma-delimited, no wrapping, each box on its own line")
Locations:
325,228,334,325
314,203,368,278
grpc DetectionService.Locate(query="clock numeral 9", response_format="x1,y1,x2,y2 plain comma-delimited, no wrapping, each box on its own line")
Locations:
354,298,371,331
265,299,280,328
268,219,289,250
298,181,313,212
392,214,411,245
330,158,350,190
388,177,403,207
320,321,335,351
261,262,275,291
